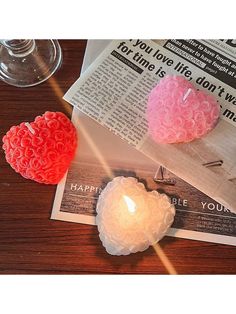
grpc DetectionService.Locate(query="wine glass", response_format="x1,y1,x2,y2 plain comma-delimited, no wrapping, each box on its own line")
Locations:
0,39,62,87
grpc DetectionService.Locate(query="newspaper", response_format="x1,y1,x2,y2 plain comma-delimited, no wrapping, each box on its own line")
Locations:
63,39,236,212
51,40,236,246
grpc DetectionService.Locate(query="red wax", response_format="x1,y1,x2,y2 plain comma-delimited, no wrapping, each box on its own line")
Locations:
2,111,77,184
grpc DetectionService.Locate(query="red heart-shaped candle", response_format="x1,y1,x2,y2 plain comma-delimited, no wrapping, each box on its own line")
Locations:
146,75,220,143
2,111,77,184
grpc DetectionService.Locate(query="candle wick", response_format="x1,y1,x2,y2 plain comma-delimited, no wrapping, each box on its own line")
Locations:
25,122,35,134
183,88,192,102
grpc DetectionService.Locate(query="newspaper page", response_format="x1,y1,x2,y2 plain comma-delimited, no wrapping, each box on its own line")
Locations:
51,40,236,246
63,39,236,213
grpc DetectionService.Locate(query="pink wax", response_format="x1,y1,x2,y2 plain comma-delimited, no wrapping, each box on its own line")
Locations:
146,75,220,143
2,111,77,184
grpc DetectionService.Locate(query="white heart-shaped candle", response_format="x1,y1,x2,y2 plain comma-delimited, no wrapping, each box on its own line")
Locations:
96,177,175,255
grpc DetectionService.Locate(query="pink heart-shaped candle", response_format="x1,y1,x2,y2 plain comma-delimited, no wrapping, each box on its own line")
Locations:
2,111,77,184
146,75,220,143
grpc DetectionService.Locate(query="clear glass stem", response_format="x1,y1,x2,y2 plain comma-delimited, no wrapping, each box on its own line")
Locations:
0,40,36,57
0,39,62,87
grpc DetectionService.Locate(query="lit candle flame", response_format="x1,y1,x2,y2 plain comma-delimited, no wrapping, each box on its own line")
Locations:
123,195,136,214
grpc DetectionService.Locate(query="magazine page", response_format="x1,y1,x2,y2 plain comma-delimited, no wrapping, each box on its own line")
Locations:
51,40,236,246
63,39,236,212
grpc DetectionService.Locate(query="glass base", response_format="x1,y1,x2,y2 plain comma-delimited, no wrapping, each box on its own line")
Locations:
0,40,62,87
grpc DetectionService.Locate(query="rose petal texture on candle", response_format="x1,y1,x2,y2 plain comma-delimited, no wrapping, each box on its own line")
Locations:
2,111,77,184
96,177,175,256
146,75,220,144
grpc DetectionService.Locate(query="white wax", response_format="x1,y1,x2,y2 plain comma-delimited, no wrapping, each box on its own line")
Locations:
96,177,175,255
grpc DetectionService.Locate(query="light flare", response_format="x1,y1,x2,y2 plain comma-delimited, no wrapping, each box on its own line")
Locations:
47,76,114,180
45,60,176,274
